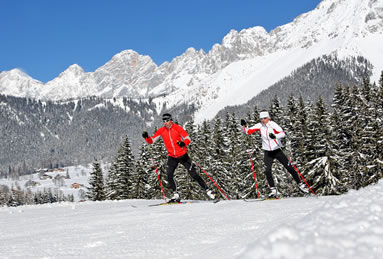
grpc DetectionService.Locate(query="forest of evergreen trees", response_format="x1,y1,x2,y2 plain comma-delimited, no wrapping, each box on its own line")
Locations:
88,73,383,201
0,185,74,207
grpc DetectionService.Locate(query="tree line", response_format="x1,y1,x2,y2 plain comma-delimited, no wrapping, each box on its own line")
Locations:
0,185,74,207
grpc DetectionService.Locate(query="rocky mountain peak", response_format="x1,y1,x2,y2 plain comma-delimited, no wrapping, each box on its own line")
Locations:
1,0,383,106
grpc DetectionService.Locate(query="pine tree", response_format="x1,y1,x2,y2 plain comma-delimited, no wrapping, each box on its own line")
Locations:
105,136,135,200
132,144,151,199
269,95,284,126
225,113,249,199
105,160,119,199
305,97,342,195
373,72,383,182
293,95,309,170
358,78,377,186
210,116,232,199
191,120,215,199
331,84,350,184
284,94,298,159
87,160,106,201
349,85,366,189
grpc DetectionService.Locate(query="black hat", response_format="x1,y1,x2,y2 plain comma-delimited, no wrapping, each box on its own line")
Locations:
162,113,172,121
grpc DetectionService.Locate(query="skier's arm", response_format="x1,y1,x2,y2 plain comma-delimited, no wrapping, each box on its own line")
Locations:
245,123,261,135
144,128,163,144
270,121,286,139
176,124,191,146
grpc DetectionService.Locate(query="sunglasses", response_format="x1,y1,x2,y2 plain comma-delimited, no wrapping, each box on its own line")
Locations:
163,119,171,122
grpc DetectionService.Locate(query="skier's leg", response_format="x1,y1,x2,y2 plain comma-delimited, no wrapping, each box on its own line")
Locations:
275,149,301,184
264,150,275,187
167,156,179,192
180,154,208,190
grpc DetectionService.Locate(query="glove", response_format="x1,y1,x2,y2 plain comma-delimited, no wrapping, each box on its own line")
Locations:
177,141,186,147
142,131,149,139
269,133,276,139
240,119,247,126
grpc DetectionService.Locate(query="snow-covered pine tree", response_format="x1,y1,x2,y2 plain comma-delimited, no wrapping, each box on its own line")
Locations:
333,85,356,187
132,144,151,199
349,85,366,189
284,94,298,160
225,113,248,199
105,160,119,199
269,95,284,128
87,160,106,201
190,120,216,199
359,78,379,186
105,136,135,200
373,72,383,181
302,99,316,170
305,97,342,195
293,95,309,170
210,116,232,200
331,84,349,182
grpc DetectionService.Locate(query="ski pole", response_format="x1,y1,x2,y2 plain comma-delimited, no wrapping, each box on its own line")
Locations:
243,125,261,199
193,161,230,200
148,145,167,201
273,139,316,196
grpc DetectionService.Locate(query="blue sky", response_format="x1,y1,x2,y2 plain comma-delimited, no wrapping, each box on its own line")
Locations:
1,0,321,83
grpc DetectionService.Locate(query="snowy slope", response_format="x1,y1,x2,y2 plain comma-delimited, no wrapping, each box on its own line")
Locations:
1,0,383,123
0,180,382,258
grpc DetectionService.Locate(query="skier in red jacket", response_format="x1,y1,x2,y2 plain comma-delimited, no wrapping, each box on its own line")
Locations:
143,113,215,202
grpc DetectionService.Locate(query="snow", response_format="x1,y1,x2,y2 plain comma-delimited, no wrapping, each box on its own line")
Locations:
1,180,382,258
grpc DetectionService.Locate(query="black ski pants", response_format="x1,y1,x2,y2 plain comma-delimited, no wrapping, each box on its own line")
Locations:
264,149,301,188
166,153,208,192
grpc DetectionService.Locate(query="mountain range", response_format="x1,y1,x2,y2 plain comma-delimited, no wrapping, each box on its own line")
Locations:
1,0,383,123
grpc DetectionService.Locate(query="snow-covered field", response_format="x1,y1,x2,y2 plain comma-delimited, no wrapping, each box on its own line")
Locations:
1,180,382,259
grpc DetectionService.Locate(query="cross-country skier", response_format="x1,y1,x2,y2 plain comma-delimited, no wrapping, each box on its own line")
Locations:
143,113,216,202
241,111,309,198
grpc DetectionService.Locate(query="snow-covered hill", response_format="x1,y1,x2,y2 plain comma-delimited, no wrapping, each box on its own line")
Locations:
1,180,382,258
1,0,383,122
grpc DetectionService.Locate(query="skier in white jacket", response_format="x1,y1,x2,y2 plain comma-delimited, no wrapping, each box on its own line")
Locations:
241,111,309,198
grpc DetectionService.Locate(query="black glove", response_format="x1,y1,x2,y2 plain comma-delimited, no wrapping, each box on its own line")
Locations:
269,133,276,139
142,131,149,139
177,141,185,147
240,119,247,126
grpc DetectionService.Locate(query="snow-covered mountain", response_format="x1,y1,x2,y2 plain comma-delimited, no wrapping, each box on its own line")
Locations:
1,0,383,122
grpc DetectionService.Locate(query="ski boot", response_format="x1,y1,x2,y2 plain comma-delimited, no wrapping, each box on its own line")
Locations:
267,187,278,199
169,192,181,202
206,189,216,200
298,182,310,194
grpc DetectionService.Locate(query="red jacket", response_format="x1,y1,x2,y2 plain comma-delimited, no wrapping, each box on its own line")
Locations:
145,123,191,158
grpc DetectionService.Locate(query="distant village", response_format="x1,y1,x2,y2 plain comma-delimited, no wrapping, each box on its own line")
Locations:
28,167,86,189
